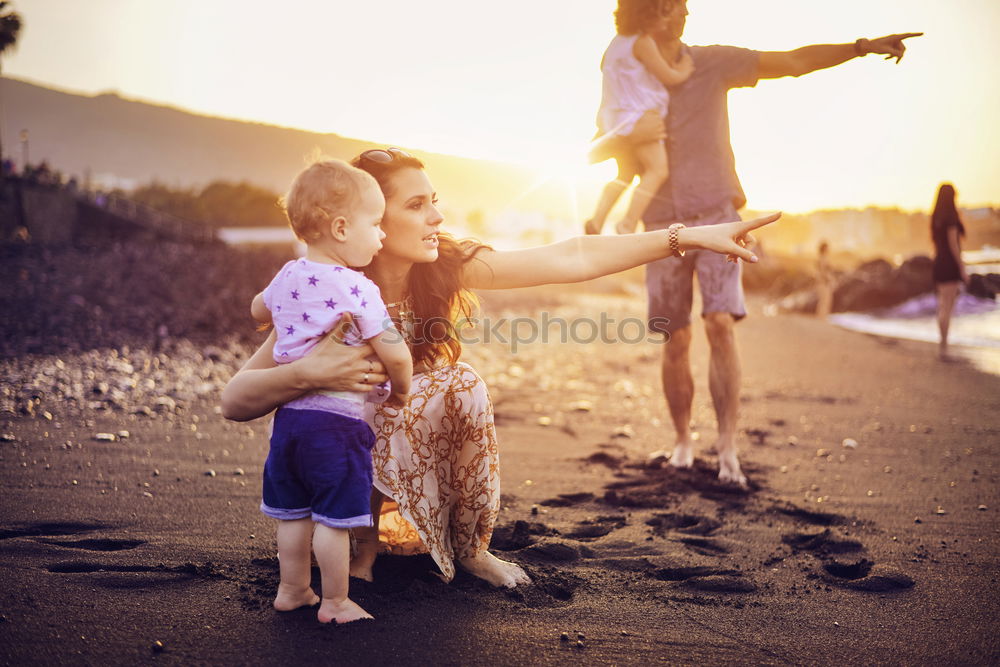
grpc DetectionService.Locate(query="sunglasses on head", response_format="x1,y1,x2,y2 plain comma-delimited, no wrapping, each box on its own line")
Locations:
359,147,412,163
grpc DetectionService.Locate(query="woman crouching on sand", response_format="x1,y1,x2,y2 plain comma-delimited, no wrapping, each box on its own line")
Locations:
221,147,779,588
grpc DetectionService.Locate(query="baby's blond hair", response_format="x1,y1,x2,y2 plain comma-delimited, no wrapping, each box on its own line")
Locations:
281,158,379,243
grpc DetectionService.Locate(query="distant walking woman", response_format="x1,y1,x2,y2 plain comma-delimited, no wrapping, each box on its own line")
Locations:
930,183,968,359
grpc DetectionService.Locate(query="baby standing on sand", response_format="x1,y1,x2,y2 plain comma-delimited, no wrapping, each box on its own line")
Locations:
250,159,413,623
586,0,693,236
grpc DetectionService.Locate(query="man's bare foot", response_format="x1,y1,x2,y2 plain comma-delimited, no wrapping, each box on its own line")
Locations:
317,596,373,624
458,551,531,588
614,220,637,235
717,446,747,486
669,440,695,468
349,539,378,582
273,583,320,612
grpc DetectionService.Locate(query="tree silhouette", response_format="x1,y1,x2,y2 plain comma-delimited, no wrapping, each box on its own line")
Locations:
0,1,23,165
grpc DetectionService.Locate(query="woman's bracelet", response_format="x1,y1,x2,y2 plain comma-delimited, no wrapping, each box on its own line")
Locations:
667,223,686,257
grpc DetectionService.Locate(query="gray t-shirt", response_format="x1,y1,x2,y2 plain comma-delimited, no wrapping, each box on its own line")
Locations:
644,44,760,227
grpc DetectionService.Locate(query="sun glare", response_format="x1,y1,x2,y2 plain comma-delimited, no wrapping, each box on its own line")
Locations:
2,0,998,213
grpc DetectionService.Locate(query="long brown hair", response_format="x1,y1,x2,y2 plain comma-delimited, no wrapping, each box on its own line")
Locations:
351,151,487,367
931,183,964,237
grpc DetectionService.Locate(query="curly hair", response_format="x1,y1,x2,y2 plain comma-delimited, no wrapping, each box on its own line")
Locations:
280,159,378,243
351,150,488,368
615,0,672,35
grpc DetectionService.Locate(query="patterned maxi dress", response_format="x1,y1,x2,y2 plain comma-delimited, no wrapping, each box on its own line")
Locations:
362,302,500,582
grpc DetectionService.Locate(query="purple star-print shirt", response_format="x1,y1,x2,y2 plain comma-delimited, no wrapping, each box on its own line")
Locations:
262,259,391,363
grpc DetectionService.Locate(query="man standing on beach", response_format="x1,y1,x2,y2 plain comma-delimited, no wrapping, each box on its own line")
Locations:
637,1,920,484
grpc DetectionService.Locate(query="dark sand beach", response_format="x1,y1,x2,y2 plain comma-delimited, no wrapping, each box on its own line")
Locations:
2,255,999,665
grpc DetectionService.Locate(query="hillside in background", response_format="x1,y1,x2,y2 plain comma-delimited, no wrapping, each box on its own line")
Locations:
2,77,997,256
0,77,580,237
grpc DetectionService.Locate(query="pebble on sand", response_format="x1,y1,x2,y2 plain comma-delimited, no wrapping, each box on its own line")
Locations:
0,433,15,442
977,504,988,511
151,640,165,653
205,470,217,477
841,438,858,449
537,416,553,427
93,433,117,442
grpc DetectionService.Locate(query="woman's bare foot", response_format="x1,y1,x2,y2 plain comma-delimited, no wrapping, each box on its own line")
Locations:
584,219,603,235
349,539,378,582
273,583,320,612
458,551,531,588
317,596,373,624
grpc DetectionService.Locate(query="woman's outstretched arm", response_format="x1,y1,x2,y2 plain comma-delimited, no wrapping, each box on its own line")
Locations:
462,213,780,290
220,318,386,422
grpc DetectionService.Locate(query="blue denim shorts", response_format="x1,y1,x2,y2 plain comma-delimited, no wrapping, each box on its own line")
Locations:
260,407,375,529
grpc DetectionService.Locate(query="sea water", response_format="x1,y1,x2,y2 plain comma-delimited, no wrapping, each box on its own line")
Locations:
830,249,1000,375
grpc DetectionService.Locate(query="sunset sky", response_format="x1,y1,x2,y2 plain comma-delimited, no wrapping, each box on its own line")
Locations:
4,0,999,212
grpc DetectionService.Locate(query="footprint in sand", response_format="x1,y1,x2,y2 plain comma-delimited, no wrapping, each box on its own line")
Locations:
564,516,627,541
677,537,733,557
771,503,847,526
539,492,595,508
650,566,755,593
681,576,757,594
0,521,108,540
653,565,740,581
646,512,721,537
820,559,915,592
517,539,593,563
46,560,226,589
40,538,145,552
781,529,863,555
583,451,626,468
490,520,557,551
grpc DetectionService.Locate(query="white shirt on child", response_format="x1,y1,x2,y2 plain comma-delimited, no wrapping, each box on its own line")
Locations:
596,34,670,137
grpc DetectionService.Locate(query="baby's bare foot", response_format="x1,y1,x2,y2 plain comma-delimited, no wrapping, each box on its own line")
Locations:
273,584,320,612
458,551,531,588
317,596,373,624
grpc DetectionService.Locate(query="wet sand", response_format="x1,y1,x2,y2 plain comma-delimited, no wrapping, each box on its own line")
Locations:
1,284,998,665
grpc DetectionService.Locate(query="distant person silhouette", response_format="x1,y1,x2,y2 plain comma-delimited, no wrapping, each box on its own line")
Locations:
815,240,834,318
930,183,968,360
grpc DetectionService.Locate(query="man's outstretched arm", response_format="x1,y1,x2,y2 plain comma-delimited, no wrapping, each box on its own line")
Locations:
758,32,922,79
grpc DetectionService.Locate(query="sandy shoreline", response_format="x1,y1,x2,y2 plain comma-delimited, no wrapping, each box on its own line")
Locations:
1,287,998,665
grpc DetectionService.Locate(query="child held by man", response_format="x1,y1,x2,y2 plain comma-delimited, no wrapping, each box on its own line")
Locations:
587,0,693,236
